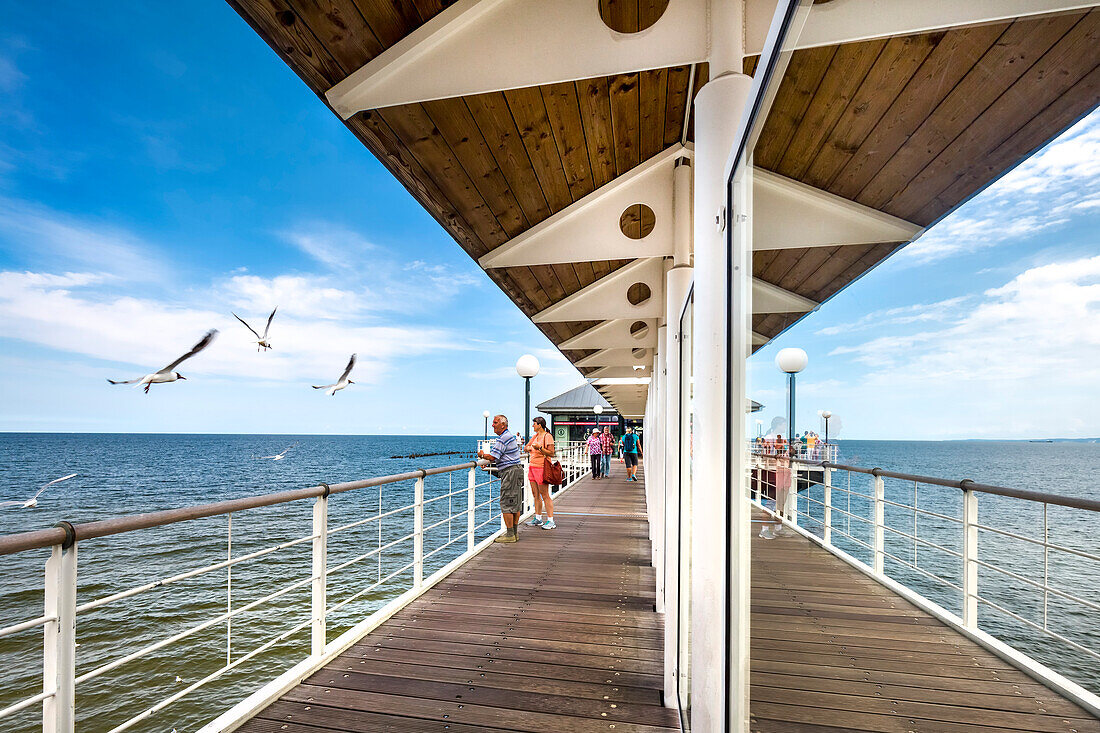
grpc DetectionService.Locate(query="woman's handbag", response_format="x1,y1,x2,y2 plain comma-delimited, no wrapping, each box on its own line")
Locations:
545,459,564,486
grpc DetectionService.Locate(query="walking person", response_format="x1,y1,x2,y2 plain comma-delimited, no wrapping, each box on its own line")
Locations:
600,426,614,479
586,428,603,479
760,447,794,539
525,416,557,530
622,427,642,482
476,414,524,543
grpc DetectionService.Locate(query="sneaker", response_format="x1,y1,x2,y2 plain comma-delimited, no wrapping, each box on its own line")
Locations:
494,529,517,543
759,526,776,539
527,516,544,526
541,519,557,530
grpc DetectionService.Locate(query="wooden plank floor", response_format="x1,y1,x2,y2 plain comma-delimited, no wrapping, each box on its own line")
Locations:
239,467,679,733
749,509,1100,733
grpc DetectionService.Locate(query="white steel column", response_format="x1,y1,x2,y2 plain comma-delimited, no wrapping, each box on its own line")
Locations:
663,156,694,705
653,327,667,613
691,0,753,728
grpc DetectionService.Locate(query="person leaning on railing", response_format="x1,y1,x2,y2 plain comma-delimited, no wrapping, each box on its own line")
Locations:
476,414,524,543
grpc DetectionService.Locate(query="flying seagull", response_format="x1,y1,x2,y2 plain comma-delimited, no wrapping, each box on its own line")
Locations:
0,473,77,509
233,307,277,351
313,354,356,396
257,442,298,460
107,330,218,393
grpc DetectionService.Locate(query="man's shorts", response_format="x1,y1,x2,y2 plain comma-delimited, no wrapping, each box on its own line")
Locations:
624,453,639,468
498,464,524,513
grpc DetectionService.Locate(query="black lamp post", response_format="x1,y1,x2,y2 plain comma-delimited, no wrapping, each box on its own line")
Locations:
775,348,808,453
516,355,540,445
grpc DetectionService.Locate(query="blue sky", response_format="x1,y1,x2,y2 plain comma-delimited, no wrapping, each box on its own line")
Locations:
0,3,1096,439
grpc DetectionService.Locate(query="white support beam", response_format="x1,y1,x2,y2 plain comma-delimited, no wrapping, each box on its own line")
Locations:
326,0,707,115
533,258,666,323
575,348,652,369
559,319,659,350
752,278,818,314
586,365,652,379
480,146,688,269
753,168,921,250
744,0,1097,56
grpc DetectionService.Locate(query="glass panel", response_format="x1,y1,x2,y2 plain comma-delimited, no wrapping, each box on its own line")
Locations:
676,289,695,725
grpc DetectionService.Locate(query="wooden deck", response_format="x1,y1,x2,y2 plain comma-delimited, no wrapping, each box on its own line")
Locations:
749,510,1100,733
239,468,678,733
236,472,1099,733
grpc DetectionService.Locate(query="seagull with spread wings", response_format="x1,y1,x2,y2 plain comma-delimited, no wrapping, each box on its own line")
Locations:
0,473,77,509
313,354,356,396
233,307,277,351
107,330,218,394
257,442,298,460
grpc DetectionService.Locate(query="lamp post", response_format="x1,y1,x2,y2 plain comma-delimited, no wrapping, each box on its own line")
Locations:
482,410,491,441
822,410,832,447
593,403,603,428
755,419,763,439
775,348,808,452
516,355,540,446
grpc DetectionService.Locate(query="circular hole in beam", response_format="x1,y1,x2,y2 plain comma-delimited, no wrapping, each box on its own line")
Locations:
629,321,649,340
627,282,651,306
599,0,670,34
632,348,647,360
619,204,656,240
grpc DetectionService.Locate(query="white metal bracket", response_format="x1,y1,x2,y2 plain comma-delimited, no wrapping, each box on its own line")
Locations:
559,319,660,350
532,258,667,323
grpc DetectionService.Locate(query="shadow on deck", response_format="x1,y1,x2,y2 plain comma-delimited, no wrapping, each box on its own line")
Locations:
238,467,678,733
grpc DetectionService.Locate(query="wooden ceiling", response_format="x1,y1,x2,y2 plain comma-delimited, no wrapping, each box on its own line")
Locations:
227,1,1099,377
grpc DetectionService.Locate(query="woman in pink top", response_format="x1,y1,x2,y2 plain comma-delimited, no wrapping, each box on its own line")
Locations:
761,448,794,539
525,416,557,529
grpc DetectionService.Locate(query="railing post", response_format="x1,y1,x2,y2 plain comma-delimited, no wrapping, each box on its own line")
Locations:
823,467,832,546
962,483,978,629
467,468,476,553
311,493,328,657
872,469,885,575
414,476,425,589
787,463,799,527
42,538,76,733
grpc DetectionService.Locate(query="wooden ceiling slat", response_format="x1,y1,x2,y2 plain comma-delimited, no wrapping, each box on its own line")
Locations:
294,0,381,73
377,104,506,256
577,77,619,190
422,99,529,238
915,63,1100,226
552,262,583,296
529,263,569,304
808,242,901,303
752,250,780,277
858,13,1080,215
775,246,840,297
774,39,886,182
497,265,552,311
886,10,1100,223
827,23,1004,202
663,65,692,148
463,93,551,228
800,33,940,192
228,0,348,87
759,248,802,285
610,73,642,175
486,268,538,314
504,87,575,212
795,243,872,299
573,261,597,285
639,68,669,162
350,112,483,254
541,82,598,201
350,0,417,48
407,0,446,25
753,45,837,170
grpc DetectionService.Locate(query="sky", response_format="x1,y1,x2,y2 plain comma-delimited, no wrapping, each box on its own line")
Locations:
0,3,1096,439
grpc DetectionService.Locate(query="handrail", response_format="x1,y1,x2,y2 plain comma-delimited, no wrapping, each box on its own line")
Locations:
752,454,1100,513
0,460,484,556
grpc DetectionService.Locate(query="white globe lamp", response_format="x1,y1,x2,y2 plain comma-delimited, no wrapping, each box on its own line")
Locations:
516,354,540,445
775,347,808,450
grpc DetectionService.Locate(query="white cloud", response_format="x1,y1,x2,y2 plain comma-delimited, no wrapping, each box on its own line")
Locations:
0,270,463,386
896,109,1100,265
816,296,969,336
282,223,377,271
830,255,1100,386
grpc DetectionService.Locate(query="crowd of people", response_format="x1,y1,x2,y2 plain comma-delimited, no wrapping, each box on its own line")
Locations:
474,415,642,543
753,430,827,459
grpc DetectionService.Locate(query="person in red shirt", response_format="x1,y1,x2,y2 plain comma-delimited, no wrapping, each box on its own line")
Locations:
600,426,614,478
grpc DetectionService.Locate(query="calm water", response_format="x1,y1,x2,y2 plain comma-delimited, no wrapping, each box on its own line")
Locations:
0,435,1097,732
0,434,500,733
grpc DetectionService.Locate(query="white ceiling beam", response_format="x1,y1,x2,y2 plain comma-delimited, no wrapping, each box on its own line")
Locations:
326,0,707,116
480,146,688,269
559,319,659,350
745,0,1097,56
533,258,667,323
576,348,653,369
753,167,921,250
752,278,818,314
587,365,653,379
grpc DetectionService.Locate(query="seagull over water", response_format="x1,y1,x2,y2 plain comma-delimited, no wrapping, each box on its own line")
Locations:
0,473,77,509
313,354,356,396
233,307,277,351
107,330,218,394
257,442,298,460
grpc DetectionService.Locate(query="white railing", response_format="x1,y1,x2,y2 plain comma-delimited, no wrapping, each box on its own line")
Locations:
0,444,591,733
747,453,1100,712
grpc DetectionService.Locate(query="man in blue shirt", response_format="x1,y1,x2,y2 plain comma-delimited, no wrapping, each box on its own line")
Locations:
622,427,643,482
476,414,524,543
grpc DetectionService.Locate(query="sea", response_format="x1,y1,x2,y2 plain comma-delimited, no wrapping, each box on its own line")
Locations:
0,434,1097,732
